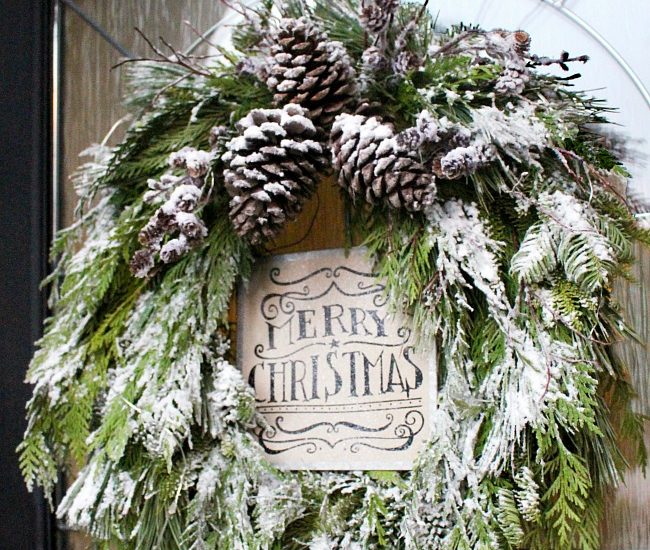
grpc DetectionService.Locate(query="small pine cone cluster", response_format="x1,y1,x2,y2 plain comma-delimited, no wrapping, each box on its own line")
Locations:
512,30,532,55
487,30,531,96
467,29,532,61
363,109,494,182
392,21,423,75
222,104,329,245
360,46,388,93
130,147,212,278
265,18,357,129
359,0,399,34
443,29,533,97
435,143,497,180
412,110,457,145
331,113,435,211
361,46,388,73
394,127,424,152
395,110,470,157
495,60,529,96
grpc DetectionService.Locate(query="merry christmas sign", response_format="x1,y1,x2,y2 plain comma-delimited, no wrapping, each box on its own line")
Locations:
238,248,435,470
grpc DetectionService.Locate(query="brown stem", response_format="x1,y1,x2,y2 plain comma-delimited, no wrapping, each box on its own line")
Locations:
431,30,480,58
183,19,221,51
219,0,246,17
415,0,431,25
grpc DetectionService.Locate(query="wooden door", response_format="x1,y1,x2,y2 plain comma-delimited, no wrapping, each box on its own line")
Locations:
603,244,650,549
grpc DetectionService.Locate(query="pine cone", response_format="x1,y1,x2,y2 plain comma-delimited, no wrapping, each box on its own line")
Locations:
435,143,496,179
495,61,529,96
360,0,399,34
160,235,191,264
513,30,531,55
209,125,229,150
266,18,357,129
130,147,212,278
222,104,329,245
138,209,177,248
331,113,435,211
361,46,388,73
168,147,212,179
129,249,155,278
395,127,424,151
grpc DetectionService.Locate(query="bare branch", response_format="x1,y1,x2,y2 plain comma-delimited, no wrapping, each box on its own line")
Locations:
183,19,221,51
528,51,589,71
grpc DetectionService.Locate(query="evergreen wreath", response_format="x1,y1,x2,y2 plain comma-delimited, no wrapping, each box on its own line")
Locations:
19,1,650,548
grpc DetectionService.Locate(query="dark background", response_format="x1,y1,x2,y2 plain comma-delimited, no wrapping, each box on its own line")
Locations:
0,0,57,547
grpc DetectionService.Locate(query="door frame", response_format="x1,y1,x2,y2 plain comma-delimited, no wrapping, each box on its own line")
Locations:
0,0,60,547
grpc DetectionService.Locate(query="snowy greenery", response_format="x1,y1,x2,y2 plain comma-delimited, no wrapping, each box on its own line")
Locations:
18,0,649,548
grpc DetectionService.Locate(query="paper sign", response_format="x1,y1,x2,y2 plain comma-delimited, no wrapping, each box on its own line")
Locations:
238,248,434,470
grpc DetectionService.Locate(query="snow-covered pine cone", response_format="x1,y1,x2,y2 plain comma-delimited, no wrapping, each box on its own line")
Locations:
361,46,388,73
436,143,497,180
512,30,532,56
359,0,399,35
222,104,329,245
266,18,357,129
482,30,533,96
130,147,211,278
495,61,528,95
331,113,435,211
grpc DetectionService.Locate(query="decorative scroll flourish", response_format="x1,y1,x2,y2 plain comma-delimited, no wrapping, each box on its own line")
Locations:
257,410,425,455
261,263,387,321
269,265,380,285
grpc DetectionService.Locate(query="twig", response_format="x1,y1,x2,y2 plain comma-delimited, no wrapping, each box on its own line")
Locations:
528,51,589,71
422,270,440,295
112,56,192,71
540,362,552,403
157,34,212,77
183,19,221,51
386,211,394,257
557,147,631,207
150,73,193,106
158,35,179,56
112,27,213,78
551,146,584,185
431,30,480,58
408,227,423,274
135,27,163,57
415,0,431,25
219,0,246,17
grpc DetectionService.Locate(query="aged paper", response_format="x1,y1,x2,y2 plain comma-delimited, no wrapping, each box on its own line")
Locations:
238,248,435,470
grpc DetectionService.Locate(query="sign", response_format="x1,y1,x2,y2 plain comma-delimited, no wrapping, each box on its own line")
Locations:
238,248,434,470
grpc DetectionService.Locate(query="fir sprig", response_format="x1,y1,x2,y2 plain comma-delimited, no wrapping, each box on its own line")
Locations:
18,1,649,548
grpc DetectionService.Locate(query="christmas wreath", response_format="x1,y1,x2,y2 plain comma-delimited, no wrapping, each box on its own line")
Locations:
19,1,649,548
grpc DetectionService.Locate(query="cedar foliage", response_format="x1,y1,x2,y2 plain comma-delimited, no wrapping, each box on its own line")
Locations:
18,0,649,548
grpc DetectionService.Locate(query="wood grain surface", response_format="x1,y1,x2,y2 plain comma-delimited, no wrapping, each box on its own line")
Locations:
602,242,650,550
265,178,348,254
61,0,225,226
227,179,350,357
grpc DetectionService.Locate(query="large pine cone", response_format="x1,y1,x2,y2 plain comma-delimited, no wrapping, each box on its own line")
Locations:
222,104,329,245
331,114,435,211
266,18,357,129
